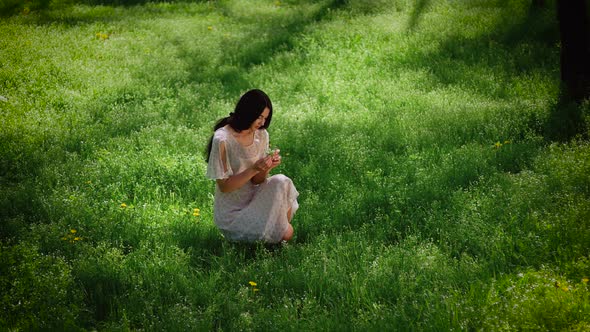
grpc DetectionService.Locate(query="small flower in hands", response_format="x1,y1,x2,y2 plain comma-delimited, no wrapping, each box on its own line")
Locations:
266,146,281,162
272,149,281,160
266,146,280,157
253,156,273,172
264,148,281,170
270,153,281,168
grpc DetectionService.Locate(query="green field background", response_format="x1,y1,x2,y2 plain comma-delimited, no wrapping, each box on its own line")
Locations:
1,0,589,330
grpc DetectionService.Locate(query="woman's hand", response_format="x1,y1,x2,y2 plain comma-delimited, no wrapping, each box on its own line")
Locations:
251,150,282,185
253,155,273,173
269,149,281,170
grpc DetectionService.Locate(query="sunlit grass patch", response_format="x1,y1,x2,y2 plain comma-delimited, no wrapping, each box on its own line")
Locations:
482,268,590,331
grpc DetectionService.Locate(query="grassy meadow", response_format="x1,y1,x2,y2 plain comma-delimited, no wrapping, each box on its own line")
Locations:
1,0,590,330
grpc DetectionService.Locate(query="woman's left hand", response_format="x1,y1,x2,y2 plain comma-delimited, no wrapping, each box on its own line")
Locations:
269,149,281,170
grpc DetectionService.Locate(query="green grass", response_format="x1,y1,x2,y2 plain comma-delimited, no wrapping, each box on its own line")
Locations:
1,0,589,330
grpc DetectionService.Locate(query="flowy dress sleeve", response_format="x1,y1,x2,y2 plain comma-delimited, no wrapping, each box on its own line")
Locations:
206,132,234,180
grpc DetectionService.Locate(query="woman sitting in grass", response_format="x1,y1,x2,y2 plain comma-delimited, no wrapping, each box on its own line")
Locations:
205,89,299,243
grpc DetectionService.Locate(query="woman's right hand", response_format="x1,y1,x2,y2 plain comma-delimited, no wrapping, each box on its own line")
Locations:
253,156,273,173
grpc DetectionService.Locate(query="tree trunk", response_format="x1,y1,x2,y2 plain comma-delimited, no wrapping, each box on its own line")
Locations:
557,0,590,101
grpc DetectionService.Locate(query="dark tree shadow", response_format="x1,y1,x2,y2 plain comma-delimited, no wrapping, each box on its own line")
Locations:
176,0,348,99
1,0,208,17
387,1,560,143
545,91,588,141
401,2,558,91
405,0,588,142
406,0,431,32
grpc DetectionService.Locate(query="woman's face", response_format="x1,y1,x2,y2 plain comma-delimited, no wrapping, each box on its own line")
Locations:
250,107,270,131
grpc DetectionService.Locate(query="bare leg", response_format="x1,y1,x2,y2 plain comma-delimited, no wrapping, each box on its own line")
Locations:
282,223,294,241
282,206,295,241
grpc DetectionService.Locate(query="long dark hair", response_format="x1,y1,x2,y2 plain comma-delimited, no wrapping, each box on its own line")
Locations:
205,89,273,162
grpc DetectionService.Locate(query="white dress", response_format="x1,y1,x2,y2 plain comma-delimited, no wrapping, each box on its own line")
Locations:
206,126,299,243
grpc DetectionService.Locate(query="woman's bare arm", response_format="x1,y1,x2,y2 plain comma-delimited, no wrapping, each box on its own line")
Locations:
217,168,259,193
251,169,269,185
216,142,273,192
251,151,281,185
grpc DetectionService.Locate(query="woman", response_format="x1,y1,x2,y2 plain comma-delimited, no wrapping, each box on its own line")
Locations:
205,89,299,243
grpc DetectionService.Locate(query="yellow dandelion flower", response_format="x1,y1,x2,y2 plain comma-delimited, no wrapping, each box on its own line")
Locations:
96,32,109,40
562,286,569,292
248,281,257,287
74,237,81,241
121,203,127,208
494,141,502,149
193,208,200,217
504,140,511,144
582,278,589,284
70,229,77,234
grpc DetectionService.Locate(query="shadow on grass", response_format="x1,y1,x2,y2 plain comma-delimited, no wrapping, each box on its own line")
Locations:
398,2,559,97
0,0,208,19
390,1,560,146
406,0,431,32
178,0,348,98
78,0,207,6
545,91,589,141
0,185,49,241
